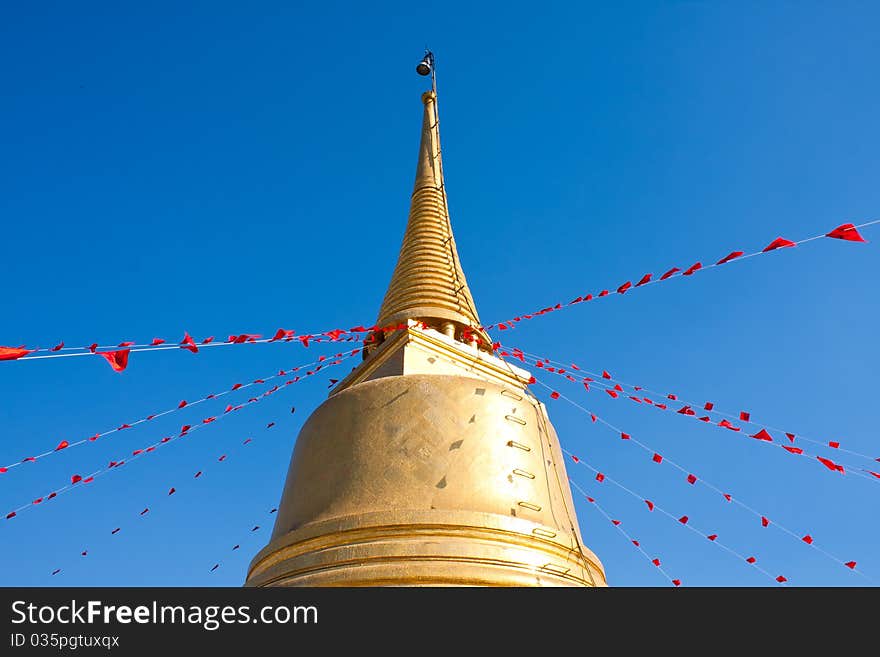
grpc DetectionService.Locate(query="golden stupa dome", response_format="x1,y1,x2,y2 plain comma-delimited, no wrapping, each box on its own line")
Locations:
246,81,606,587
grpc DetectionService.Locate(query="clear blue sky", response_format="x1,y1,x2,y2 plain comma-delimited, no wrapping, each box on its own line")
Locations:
1,2,877,587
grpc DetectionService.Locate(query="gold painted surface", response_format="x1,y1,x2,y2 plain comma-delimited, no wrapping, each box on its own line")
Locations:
246,511,604,587
375,91,491,348
246,374,606,587
331,320,529,397
247,87,606,587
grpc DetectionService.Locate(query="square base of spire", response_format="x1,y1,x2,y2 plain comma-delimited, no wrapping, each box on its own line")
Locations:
331,320,530,396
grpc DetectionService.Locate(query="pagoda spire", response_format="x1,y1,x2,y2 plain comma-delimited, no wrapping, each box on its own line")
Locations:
375,89,491,349
245,58,606,589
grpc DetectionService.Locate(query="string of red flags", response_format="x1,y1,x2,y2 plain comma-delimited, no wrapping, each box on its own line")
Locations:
565,450,785,584
516,343,878,465
537,380,871,481
398,352,855,584
481,219,876,333
0,348,359,477
533,377,866,578
5,219,875,371
567,478,682,587
0,320,407,370
526,354,877,482
3,352,353,523
208,507,279,575
502,343,880,471
48,432,259,578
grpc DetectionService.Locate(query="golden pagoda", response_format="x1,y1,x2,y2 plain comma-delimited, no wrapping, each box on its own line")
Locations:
245,67,606,587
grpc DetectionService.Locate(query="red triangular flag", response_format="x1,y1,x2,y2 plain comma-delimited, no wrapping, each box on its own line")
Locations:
817,456,845,474
687,474,697,485
845,561,857,569
682,262,702,276
761,516,770,527
616,281,632,294
660,267,680,280
97,349,130,372
645,500,654,511
825,223,867,243
180,332,199,353
652,453,663,464
716,251,744,265
55,440,69,451
679,515,689,524
635,273,652,287
751,429,773,442
763,237,796,252
0,346,34,361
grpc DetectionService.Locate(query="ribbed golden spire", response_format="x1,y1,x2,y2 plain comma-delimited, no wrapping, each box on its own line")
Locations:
376,90,490,348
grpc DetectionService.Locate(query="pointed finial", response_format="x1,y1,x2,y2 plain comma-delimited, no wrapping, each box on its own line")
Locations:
416,49,434,76
416,49,436,93
371,52,491,352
